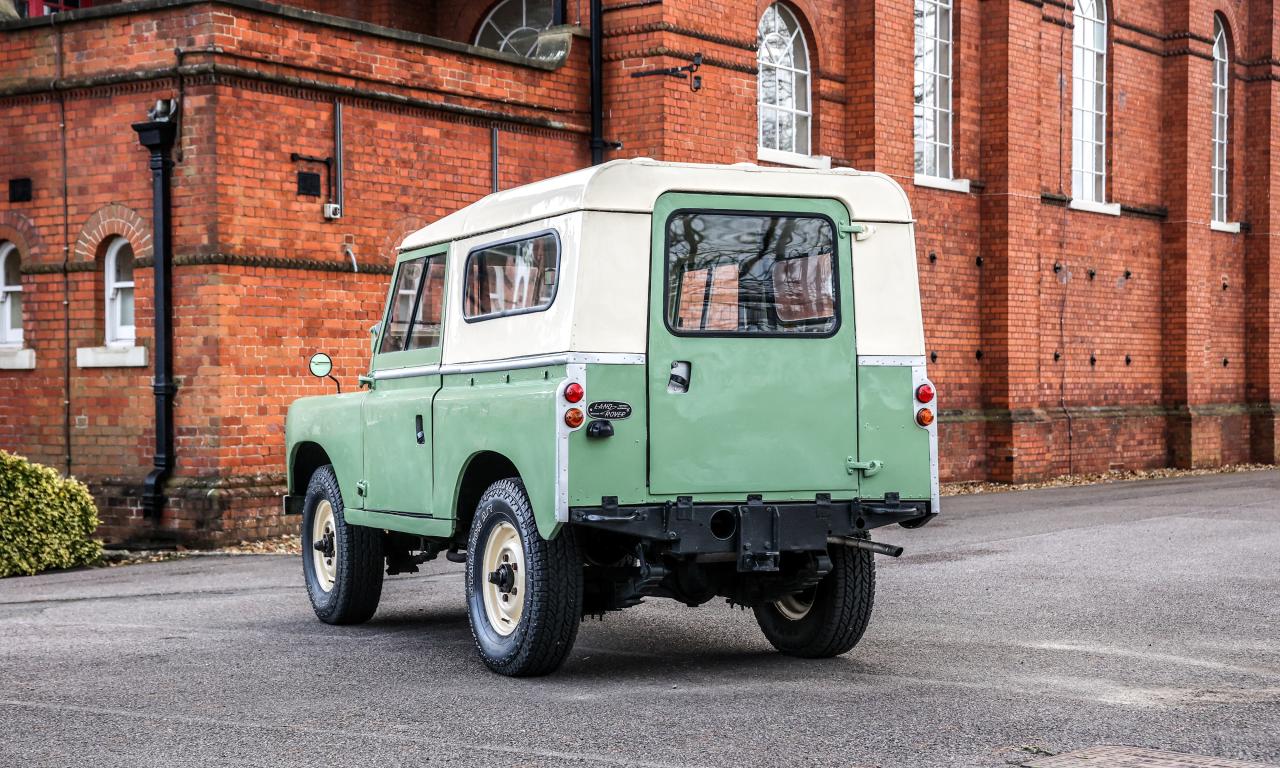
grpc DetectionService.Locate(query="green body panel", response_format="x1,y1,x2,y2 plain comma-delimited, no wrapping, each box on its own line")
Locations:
361,373,439,516
432,366,564,540
285,392,368,509
569,363,649,505
856,365,932,500
645,193,861,497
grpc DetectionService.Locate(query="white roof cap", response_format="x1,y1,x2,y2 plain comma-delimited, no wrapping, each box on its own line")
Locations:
398,159,913,251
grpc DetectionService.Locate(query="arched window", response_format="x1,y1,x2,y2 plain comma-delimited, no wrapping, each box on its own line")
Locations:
1073,0,1108,204
103,237,135,346
1212,16,1230,224
758,3,811,156
474,0,557,57
0,242,22,346
914,0,954,179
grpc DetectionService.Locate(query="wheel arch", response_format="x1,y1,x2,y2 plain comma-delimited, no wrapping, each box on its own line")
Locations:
290,441,333,495
451,450,521,547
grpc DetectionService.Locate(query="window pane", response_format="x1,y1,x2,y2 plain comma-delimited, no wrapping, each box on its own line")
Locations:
118,286,135,327
758,3,811,155
2,251,18,287
464,232,559,319
405,260,446,351
114,243,134,283
794,114,810,154
7,293,21,331
380,257,425,354
665,212,837,336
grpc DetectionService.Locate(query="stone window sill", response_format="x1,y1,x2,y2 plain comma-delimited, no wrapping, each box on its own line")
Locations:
914,174,972,194
756,148,832,170
1210,220,1241,234
1068,198,1121,217
0,347,35,370
76,345,147,368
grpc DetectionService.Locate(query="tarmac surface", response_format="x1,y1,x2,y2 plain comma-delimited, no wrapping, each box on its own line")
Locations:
1,470,1277,767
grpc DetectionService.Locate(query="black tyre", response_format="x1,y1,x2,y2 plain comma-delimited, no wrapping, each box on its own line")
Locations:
301,464,384,625
753,544,875,658
465,477,583,676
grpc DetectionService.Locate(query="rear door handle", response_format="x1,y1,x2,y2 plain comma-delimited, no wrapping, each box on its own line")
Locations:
668,361,691,393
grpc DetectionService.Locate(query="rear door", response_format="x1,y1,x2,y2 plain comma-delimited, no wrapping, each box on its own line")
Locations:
646,194,859,496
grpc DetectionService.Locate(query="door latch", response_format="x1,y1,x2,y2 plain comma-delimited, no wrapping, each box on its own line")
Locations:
356,480,368,497
838,223,875,242
846,457,883,476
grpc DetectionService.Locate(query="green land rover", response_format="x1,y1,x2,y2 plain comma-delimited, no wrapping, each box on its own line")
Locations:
284,159,939,676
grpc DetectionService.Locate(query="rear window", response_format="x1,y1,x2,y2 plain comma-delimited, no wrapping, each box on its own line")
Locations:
664,211,838,336
464,231,559,320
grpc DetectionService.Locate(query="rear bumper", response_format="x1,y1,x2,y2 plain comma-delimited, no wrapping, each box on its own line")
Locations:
570,495,933,571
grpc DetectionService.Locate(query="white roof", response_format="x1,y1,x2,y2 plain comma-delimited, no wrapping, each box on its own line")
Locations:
398,159,914,251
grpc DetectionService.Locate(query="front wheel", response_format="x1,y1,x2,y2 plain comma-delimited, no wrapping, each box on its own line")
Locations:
465,478,583,676
753,544,875,658
301,464,384,625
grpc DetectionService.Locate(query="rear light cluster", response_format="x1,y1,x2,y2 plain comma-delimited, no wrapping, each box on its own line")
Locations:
564,382,585,427
915,382,936,427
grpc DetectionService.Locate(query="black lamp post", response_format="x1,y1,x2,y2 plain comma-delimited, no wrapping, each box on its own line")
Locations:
133,101,178,521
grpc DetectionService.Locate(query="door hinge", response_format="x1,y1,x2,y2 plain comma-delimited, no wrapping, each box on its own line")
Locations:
356,480,368,497
846,457,883,476
838,223,874,241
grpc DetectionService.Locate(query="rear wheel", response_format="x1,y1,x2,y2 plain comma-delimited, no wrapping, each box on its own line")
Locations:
753,544,875,658
301,465,384,625
465,478,583,676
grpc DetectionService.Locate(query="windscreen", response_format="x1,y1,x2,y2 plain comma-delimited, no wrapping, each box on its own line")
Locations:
664,211,837,336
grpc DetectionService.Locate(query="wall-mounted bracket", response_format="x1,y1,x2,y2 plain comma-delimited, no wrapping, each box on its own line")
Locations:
630,52,704,92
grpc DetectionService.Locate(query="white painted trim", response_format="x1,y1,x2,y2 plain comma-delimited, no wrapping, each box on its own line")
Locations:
913,175,970,194
1210,220,1241,234
0,347,35,370
555,363,586,524
857,355,927,367
372,352,646,381
1068,198,1121,217
913,364,941,515
76,345,147,368
756,148,832,170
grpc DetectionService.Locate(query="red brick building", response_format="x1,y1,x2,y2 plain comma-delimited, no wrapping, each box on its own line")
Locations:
0,0,1276,544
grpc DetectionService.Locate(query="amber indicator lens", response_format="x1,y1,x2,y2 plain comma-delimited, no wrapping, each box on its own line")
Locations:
564,382,584,403
915,383,935,404
915,408,935,427
564,408,585,428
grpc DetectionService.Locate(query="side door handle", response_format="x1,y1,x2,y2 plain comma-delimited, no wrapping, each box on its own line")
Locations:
415,414,425,445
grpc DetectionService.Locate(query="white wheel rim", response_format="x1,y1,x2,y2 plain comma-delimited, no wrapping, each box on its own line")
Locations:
481,521,526,637
774,590,815,621
311,499,337,593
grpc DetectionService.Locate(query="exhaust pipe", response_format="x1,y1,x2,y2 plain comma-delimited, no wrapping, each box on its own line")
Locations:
829,536,904,558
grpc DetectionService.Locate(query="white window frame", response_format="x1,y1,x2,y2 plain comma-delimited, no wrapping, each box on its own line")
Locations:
914,0,955,181
0,242,23,347
1072,0,1109,206
103,237,136,347
1212,16,1231,227
757,3,813,158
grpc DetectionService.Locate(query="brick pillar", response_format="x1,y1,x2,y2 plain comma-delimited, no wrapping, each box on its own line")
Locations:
976,0,1046,481
1160,2,1220,467
847,0,914,178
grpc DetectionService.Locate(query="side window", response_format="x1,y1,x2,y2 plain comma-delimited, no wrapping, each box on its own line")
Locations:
0,242,23,346
664,211,837,337
378,256,446,355
103,237,135,346
463,231,559,320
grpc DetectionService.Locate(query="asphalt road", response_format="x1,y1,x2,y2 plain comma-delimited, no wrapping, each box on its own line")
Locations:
2,471,1278,768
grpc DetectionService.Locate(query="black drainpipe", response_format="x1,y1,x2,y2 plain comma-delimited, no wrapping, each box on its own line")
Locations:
133,116,178,521
589,0,605,165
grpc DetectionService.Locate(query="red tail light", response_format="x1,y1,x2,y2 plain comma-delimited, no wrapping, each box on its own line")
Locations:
564,382,584,403
915,383,935,404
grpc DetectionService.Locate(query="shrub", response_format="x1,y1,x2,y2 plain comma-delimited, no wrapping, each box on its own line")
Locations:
0,450,102,577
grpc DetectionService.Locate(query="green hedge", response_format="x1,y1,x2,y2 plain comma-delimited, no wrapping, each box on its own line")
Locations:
0,451,102,577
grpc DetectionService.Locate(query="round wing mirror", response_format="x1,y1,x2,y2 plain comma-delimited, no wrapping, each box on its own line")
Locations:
308,352,333,378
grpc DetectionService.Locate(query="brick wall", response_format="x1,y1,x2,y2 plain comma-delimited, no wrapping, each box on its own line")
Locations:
0,0,1277,545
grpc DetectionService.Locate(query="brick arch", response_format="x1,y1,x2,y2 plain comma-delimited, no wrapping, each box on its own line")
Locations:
379,215,430,266
0,211,43,264
74,204,152,266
